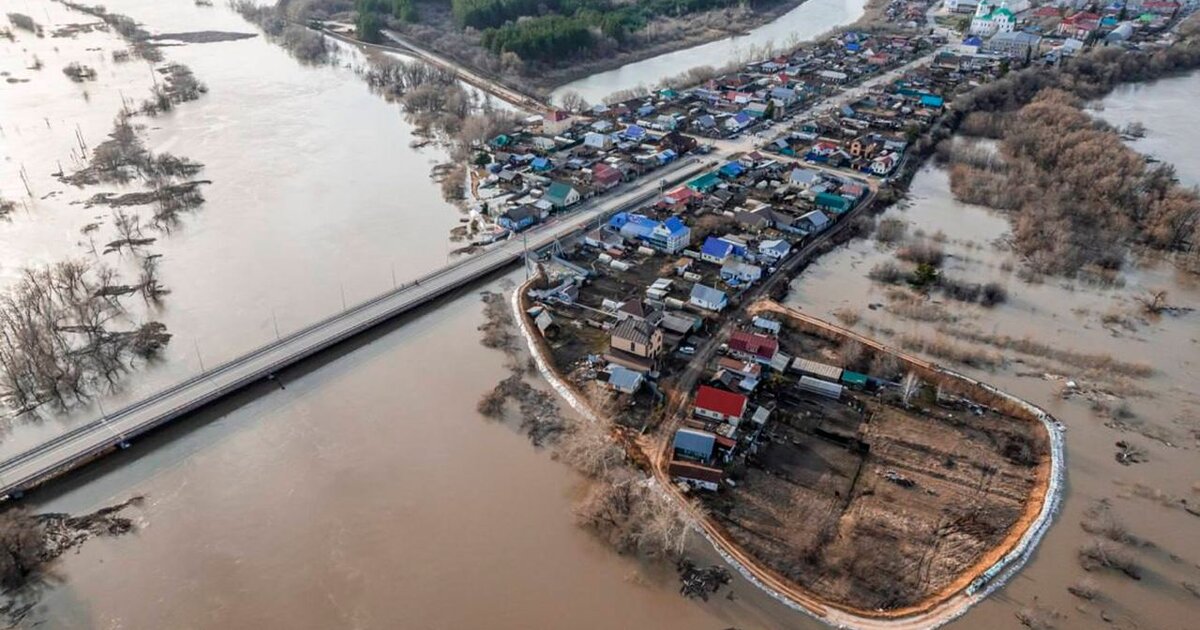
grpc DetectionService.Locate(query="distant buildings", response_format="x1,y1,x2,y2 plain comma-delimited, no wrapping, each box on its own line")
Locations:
984,31,1043,58
970,0,1017,36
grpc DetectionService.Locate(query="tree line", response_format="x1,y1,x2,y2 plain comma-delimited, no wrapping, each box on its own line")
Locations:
355,0,417,42
461,0,760,62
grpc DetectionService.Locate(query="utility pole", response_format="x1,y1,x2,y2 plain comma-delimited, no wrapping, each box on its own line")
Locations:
272,309,281,341
523,230,529,280
193,339,205,373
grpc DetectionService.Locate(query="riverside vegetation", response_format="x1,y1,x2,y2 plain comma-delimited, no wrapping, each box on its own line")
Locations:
0,2,214,416
247,0,807,90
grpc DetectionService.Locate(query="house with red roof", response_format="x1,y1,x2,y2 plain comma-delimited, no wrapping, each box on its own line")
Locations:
1057,12,1101,38
693,385,748,423
1141,1,1180,16
728,330,779,363
662,185,699,207
591,162,622,190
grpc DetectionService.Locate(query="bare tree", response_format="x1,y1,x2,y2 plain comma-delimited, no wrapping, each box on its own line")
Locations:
1135,288,1169,314
901,372,922,406
557,90,589,114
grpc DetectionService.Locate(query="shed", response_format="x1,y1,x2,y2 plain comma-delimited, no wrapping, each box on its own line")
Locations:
792,357,843,382
797,375,843,399
841,371,869,388
607,365,645,394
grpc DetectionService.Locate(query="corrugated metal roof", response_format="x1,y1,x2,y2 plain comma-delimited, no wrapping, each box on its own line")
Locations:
673,428,716,459
792,358,843,382
798,376,843,399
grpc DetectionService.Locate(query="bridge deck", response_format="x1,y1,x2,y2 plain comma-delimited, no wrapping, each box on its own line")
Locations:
0,160,703,498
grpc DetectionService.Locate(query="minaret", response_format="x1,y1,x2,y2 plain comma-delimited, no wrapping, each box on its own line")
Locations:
975,0,992,17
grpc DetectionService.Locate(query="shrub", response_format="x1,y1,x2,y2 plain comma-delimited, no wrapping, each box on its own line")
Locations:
868,262,906,284
875,217,907,244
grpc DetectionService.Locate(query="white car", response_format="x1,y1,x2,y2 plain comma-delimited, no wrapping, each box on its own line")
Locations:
679,346,696,355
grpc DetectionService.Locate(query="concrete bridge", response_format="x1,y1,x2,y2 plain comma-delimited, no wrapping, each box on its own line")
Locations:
0,160,705,499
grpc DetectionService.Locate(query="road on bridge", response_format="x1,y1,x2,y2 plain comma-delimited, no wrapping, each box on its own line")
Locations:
0,159,704,498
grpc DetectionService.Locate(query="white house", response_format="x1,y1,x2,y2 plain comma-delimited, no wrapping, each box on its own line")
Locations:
870,152,899,176
970,0,1016,36
689,284,728,312
720,261,763,285
799,210,830,233
758,239,791,262
584,132,613,150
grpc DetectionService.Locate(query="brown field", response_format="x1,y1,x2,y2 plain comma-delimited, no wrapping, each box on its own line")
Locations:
703,321,1046,611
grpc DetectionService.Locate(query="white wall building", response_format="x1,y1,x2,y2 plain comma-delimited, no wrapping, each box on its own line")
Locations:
970,0,1017,36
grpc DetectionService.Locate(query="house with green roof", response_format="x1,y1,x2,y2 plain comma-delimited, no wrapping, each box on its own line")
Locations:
544,182,580,209
970,0,1016,36
815,191,853,214
687,172,721,194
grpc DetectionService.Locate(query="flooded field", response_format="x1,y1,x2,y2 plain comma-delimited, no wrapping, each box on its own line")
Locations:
0,0,462,453
787,129,1200,627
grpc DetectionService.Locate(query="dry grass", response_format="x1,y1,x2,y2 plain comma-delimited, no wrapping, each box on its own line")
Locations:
832,307,862,327
895,333,1002,369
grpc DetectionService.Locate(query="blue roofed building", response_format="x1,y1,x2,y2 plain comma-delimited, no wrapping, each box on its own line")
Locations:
614,214,691,254
700,236,734,264
673,428,716,462
498,205,540,232
719,162,746,178
622,124,647,141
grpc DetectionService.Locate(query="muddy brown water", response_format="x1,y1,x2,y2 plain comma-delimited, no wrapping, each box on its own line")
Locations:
1,1,815,627
3,0,1196,627
786,88,1200,627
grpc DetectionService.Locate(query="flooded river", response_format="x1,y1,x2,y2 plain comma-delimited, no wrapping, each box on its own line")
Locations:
5,0,1193,625
1,1,821,627
551,0,867,104
787,75,1200,628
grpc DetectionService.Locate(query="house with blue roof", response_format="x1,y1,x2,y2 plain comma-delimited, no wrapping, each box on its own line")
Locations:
614,213,691,254
531,157,552,172
700,236,734,264
498,205,540,232
622,125,647,141
673,428,716,461
724,112,753,132
920,94,944,108
719,162,745,178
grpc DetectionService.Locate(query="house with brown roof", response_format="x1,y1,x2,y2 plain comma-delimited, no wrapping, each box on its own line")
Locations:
607,318,663,372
